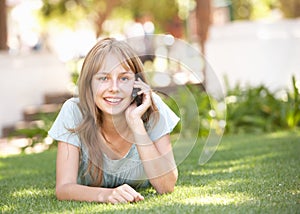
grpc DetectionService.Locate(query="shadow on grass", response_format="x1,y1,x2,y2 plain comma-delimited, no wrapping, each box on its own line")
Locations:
0,150,57,213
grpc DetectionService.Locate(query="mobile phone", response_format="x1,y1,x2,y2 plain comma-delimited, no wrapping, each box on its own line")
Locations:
132,87,143,106
131,74,143,106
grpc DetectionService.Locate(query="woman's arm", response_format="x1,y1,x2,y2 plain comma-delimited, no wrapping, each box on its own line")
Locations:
131,120,178,194
125,81,178,194
55,142,144,203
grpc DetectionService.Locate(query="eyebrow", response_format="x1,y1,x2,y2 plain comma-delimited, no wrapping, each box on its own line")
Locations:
95,71,134,75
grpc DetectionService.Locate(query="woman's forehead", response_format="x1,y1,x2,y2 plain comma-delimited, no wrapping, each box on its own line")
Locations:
104,53,122,67
96,54,134,74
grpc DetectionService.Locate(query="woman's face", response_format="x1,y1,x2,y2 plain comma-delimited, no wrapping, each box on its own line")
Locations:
92,54,136,116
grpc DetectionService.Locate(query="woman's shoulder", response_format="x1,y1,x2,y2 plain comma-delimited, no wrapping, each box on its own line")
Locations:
48,96,82,147
147,92,180,141
61,97,81,112
59,97,82,121
151,92,176,113
151,92,165,108
63,97,80,107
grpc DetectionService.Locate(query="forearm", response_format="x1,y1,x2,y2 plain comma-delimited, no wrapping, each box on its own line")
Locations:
56,183,110,202
134,128,178,193
137,144,178,194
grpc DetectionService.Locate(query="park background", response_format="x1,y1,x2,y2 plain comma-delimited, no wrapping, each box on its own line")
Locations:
0,0,299,213
0,0,299,139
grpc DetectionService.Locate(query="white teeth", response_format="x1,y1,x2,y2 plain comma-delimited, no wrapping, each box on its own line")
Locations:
105,98,121,103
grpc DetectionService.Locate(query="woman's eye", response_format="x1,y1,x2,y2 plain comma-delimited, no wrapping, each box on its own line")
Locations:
98,76,108,81
120,76,129,82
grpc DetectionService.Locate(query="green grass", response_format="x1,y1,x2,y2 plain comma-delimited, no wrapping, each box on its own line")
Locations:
1,131,299,213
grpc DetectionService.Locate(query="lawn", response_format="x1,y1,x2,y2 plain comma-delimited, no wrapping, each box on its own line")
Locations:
0,131,299,213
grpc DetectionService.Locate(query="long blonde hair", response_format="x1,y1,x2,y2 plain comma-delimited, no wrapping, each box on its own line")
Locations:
74,38,157,186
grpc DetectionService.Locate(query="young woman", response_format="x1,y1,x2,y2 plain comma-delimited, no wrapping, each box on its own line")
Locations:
48,38,180,204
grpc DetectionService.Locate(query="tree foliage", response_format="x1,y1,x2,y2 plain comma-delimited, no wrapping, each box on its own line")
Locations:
231,0,253,20
39,0,178,36
122,0,178,24
231,0,300,20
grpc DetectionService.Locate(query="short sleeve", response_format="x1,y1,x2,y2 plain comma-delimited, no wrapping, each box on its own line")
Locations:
48,98,82,147
147,93,180,141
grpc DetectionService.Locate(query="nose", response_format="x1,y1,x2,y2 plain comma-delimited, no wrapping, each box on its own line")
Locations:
109,78,119,92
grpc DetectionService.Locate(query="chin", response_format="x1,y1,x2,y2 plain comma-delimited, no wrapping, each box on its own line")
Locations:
104,106,129,116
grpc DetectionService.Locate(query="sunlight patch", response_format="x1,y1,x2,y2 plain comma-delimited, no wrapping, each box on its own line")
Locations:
183,193,253,205
12,188,43,198
1,204,12,213
288,189,300,195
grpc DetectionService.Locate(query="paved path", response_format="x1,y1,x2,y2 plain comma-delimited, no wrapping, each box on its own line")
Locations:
206,19,300,92
0,51,71,137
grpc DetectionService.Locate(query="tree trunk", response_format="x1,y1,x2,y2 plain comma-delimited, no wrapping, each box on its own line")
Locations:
94,0,121,37
195,0,212,88
0,0,8,50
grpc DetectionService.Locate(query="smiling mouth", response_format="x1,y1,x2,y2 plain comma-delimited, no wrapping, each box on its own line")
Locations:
104,97,123,104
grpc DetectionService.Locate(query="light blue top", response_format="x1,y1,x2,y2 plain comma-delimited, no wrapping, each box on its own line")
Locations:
48,92,180,188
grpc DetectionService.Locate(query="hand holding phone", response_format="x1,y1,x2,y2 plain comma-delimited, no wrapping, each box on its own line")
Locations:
131,73,144,106
132,87,143,106
126,73,152,126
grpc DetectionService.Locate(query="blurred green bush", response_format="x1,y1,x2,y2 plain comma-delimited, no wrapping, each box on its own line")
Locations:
225,75,300,133
163,75,300,137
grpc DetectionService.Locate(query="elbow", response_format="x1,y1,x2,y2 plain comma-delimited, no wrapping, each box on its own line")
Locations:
55,185,68,201
156,186,175,194
156,181,176,194
156,170,178,194
55,186,63,201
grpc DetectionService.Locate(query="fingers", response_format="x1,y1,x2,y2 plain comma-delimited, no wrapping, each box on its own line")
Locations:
126,78,152,122
124,184,144,202
134,78,151,95
106,184,144,204
130,78,152,111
